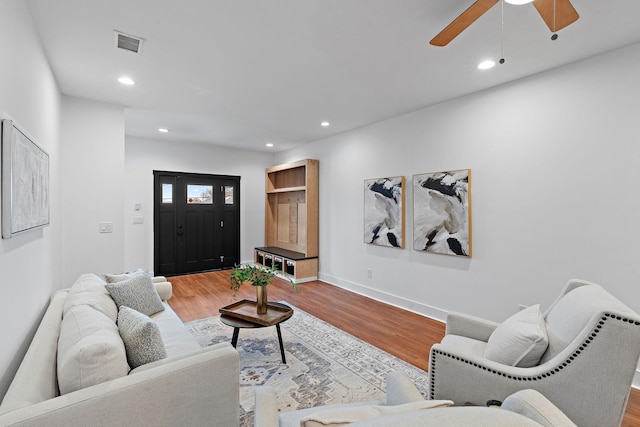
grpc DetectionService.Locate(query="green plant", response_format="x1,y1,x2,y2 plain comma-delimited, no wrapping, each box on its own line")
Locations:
229,264,298,298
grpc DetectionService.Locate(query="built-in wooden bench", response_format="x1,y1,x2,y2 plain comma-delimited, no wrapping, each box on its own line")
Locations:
255,246,318,283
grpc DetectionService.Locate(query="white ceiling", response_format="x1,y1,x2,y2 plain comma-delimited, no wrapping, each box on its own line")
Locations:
26,0,640,152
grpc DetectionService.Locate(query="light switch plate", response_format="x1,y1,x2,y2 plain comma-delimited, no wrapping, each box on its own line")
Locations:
99,222,113,233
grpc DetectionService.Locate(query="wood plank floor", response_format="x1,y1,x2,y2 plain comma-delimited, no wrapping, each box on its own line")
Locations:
167,270,640,426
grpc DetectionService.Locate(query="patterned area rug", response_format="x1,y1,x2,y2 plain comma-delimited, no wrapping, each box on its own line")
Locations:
185,303,430,426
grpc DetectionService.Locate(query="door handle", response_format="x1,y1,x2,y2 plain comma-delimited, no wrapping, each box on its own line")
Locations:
177,224,183,236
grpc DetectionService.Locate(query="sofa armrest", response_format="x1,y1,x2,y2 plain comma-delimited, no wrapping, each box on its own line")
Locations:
254,386,280,427
0,343,239,427
130,343,230,374
445,312,498,342
385,372,425,405
154,281,172,301
502,389,577,427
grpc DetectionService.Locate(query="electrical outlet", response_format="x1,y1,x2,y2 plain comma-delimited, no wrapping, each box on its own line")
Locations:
367,269,373,278
132,216,144,224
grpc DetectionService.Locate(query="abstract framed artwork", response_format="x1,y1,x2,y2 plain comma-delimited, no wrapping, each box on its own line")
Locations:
2,119,50,238
364,176,405,248
413,169,471,257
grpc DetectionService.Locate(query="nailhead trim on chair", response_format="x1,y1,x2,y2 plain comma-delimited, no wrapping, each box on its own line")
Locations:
429,313,640,399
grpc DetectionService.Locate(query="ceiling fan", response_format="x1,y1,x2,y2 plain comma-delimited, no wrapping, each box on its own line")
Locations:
430,0,579,46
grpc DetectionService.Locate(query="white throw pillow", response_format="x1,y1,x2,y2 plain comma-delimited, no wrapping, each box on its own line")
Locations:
105,272,165,316
104,268,148,283
484,304,549,368
117,306,167,369
57,305,129,395
300,400,454,427
63,273,118,322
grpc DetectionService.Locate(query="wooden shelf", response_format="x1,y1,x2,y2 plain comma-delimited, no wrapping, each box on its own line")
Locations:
266,186,306,194
263,159,318,282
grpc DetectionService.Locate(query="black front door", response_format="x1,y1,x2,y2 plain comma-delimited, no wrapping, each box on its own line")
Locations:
154,171,240,276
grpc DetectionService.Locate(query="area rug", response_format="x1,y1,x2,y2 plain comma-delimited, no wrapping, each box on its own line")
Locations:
185,302,430,426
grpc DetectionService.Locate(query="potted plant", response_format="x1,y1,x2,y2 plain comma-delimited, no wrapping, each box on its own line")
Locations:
229,264,298,314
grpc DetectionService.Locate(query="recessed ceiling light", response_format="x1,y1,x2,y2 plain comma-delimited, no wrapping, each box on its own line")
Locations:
477,60,496,70
505,0,533,4
266,143,274,147
321,121,330,127
158,128,170,133
118,76,136,85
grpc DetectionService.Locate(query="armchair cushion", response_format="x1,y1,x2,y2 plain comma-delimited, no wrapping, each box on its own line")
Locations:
385,371,426,405
484,304,548,367
502,389,577,427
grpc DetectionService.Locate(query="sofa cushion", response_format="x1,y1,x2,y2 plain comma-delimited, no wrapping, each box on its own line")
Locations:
150,303,201,358
104,268,148,283
300,400,454,427
57,305,129,395
484,304,548,368
105,272,165,316
117,306,167,368
63,273,118,322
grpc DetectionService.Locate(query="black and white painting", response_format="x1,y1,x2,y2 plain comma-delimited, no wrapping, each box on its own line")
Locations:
364,176,404,248
413,169,471,257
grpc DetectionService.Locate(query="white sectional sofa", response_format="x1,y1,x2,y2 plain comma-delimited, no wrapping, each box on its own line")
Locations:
0,273,239,427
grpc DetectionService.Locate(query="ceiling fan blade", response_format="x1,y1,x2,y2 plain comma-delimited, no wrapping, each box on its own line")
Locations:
430,0,499,47
533,0,579,32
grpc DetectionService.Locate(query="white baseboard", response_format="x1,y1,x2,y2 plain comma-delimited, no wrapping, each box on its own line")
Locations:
634,369,640,390
318,272,448,324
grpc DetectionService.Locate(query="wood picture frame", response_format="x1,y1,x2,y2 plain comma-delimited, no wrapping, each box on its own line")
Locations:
363,176,405,248
413,169,471,257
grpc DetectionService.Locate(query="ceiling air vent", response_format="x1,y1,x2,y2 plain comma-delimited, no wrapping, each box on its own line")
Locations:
114,31,144,54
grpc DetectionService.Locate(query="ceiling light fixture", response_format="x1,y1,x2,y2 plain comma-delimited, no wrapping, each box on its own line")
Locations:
321,121,330,127
158,128,170,133
118,76,135,85
478,60,496,70
266,143,274,147
504,0,533,5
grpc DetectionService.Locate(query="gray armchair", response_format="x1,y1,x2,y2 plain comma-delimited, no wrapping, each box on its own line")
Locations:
429,279,640,427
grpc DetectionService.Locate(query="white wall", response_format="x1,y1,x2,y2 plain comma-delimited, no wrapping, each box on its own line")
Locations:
2,0,639,398
0,0,61,397
277,42,640,324
124,137,274,271
60,96,125,284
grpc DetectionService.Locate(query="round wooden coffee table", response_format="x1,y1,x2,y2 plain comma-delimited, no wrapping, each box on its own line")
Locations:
219,302,294,364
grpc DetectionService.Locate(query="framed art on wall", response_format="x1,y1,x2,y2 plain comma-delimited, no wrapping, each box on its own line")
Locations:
413,169,471,257
363,176,405,248
2,119,50,238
